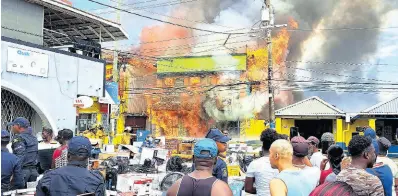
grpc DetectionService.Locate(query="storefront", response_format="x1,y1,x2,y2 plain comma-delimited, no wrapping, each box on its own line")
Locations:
275,96,346,147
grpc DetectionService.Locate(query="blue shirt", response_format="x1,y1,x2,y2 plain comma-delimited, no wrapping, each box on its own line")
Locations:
36,161,105,196
367,163,393,196
276,170,314,196
1,147,25,191
11,131,38,167
192,157,228,183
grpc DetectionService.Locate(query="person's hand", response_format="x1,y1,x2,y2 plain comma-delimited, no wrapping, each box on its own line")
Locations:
320,159,328,171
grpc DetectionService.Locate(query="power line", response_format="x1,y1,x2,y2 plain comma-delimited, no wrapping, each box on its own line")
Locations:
87,0,250,35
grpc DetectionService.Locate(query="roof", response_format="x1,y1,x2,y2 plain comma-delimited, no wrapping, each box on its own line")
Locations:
275,96,345,117
361,97,398,115
26,0,128,46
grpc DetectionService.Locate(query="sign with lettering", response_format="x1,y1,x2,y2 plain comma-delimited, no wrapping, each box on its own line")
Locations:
105,64,113,81
165,139,179,153
7,47,49,77
73,96,94,108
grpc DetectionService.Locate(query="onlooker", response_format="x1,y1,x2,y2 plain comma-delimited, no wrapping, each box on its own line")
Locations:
204,128,231,183
366,137,394,196
41,128,55,144
321,132,335,155
336,135,384,195
364,128,380,155
245,129,279,195
375,137,398,196
167,138,233,196
290,136,320,189
8,117,39,187
1,130,24,192
320,145,344,184
52,129,73,169
269,139,315,196
36,136,105,196
290,136,313,168
308,136,325,168
309,181,358,196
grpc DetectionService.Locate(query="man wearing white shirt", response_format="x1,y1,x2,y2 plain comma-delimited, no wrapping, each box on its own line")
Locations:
308,136,326,168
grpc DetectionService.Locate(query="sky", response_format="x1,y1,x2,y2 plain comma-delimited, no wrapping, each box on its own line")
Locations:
71,0,398,112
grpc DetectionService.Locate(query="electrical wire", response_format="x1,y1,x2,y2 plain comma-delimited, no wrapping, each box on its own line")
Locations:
87,0,251,35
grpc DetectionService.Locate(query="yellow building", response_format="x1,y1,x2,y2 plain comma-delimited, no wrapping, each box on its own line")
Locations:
275,96,347,148
274,96,383,149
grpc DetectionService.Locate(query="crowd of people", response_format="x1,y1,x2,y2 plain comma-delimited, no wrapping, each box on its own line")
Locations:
1,117,105,195
168,128,398,196
2,116,398,196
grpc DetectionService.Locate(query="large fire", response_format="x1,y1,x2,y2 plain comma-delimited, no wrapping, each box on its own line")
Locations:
122,14,298,137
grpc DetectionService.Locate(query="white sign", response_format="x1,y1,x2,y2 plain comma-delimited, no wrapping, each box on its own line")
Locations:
73,96,94,108
7,47,49,77
98,97,110,104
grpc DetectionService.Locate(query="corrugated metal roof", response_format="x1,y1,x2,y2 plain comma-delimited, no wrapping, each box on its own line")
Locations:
276,96,345,116
362,97,398,115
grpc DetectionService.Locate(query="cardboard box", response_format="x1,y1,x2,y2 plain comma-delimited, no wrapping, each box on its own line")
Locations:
116,174,153,195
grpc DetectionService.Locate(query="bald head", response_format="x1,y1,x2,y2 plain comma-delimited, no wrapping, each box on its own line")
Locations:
269,139,294,170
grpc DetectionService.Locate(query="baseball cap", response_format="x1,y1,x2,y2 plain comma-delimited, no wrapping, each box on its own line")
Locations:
321,132,334,142
378,137,391,150
291,136,309,157
7,117,30,128
205,128,231,143
68,136,92,157
194,138,218,159
307,136,320,145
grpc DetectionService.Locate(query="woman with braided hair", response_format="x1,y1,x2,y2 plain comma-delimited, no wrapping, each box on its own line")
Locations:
319,145,344,184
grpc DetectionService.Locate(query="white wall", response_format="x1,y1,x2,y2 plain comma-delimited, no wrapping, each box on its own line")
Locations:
1,37,105,134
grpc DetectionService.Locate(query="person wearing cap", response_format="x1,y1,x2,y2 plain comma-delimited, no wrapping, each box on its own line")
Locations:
204,128,231,183
8,117,39,187
321,132,335,155
308,136,325,168
1,130,25,192
269,139,315,196
366,136,394,196
167,138,233,196
36,136,105,196
52,129,74,169
290,136,320,189
375,137,398,195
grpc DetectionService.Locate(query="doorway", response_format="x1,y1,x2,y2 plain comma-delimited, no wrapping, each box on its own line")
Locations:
295,119,333,140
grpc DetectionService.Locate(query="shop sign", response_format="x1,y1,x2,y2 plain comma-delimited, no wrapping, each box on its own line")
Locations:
100,103,109,113
98,97,110,104
7,47,49,77
110,105,119,119
73,96,94,108
105,64,113,81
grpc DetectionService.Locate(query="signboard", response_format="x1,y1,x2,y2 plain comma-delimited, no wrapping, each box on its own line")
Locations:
165,139,179,153
157,54,247,74
99,97,110,104
7,47,49,77
73,96,94,108
110,105,119,119
105,81,120,105
105,64,113,81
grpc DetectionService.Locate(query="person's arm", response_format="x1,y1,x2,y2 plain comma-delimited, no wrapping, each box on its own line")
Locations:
11,137,26,161
166,179,182,196
304,156,313,167
11,158,25,189
215,160,228,184
270,178,287,196
244,161,256,194
211,180,233,196
320,159,329,171
36,174,51,196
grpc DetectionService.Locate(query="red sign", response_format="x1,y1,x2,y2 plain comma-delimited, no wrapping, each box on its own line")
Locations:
100,104,109,113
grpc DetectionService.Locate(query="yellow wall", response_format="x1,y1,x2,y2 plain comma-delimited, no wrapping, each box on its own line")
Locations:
341,118,376,146
157,54,247,73
275,118,295,136
240,119,266,140
78,101,100,114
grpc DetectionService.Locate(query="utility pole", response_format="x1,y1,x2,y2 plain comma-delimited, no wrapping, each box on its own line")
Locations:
256,0,287,128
